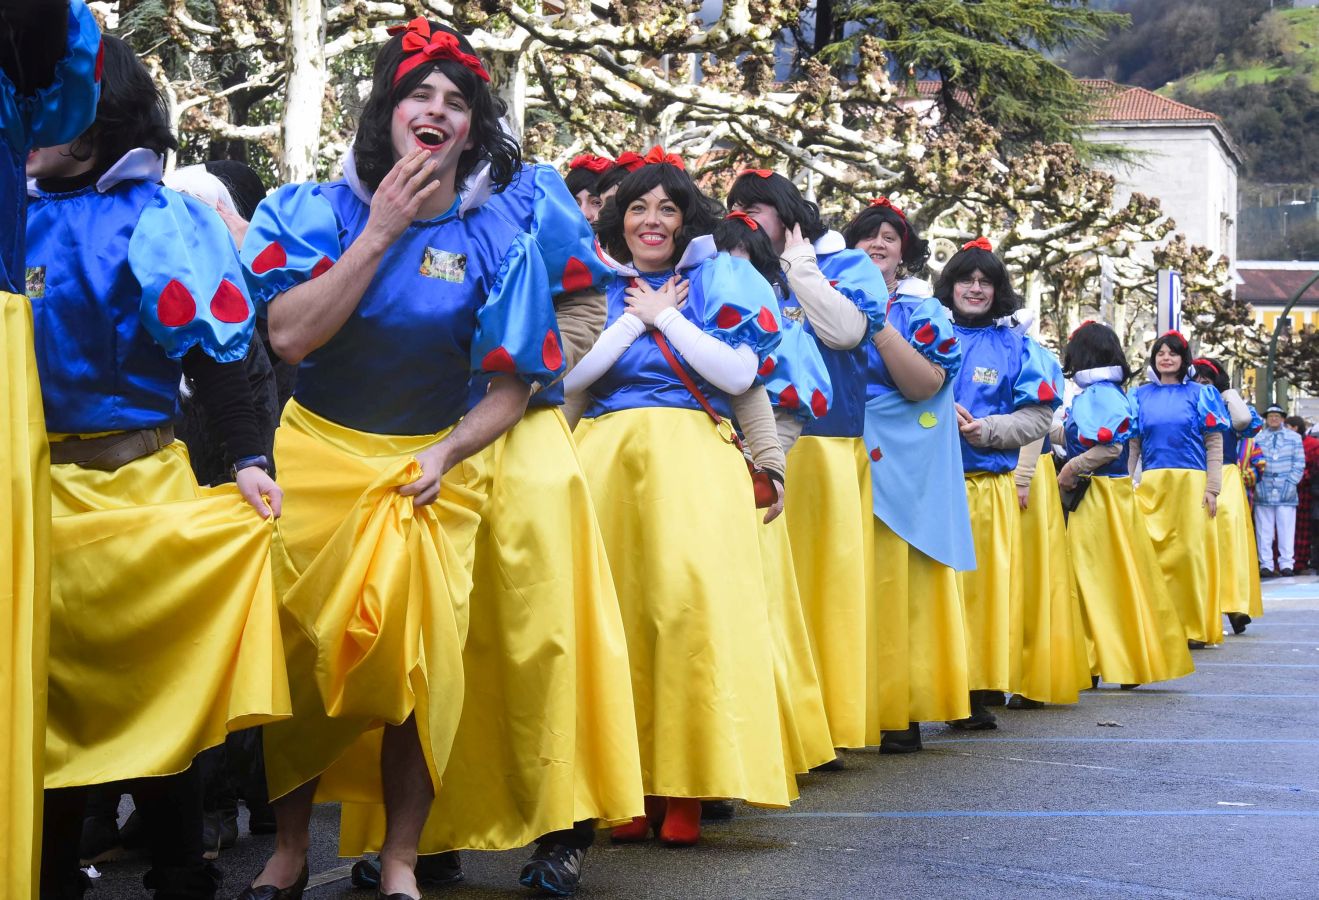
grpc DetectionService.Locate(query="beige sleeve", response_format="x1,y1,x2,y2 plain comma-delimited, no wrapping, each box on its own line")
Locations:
553,288,607,372
559,392,590,430
979,404,1054,451
1205,431,1223,495
730,384,787,477
780,243,869,351
871,325,945,403
774,411,805,458
1049,406,1067,447
1014,437,1045,489
1060,442,1122,479
1127,436,1142,479
1221,388,1253,432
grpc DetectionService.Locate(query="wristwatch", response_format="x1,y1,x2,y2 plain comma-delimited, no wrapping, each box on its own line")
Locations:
231,454,271,480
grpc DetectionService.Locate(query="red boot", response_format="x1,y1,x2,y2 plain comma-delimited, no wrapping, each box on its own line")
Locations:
610,815,650,842
658,797,702,846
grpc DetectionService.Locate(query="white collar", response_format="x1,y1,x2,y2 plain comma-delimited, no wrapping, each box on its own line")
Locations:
1073,366,1126,389
341,148,373,205
28,148,165,197
994,309,1035,336
607,233,717,279
895,276,933,298
813,229,846,256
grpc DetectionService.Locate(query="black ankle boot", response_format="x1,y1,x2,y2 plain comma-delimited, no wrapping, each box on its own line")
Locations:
879,723,923,753
142,862,221,900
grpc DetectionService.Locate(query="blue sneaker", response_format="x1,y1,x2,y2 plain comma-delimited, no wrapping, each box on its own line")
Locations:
518,843,586,897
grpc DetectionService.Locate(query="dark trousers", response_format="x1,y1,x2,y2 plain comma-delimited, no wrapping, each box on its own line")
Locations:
537,819,596,850
41,763,216,899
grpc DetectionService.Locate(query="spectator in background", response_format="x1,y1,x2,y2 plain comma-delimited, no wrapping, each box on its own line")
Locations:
1310,424,1319,574
1285,416,1318,574
1255,405,1305,577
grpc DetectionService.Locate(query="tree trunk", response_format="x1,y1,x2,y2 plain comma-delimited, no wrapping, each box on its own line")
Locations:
281,0,327,181
487,48,527,141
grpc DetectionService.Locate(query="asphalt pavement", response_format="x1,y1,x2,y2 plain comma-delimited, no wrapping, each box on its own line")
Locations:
85,576,1319,899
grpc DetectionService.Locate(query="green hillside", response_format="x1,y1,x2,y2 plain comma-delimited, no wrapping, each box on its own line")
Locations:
1163,7,1319,94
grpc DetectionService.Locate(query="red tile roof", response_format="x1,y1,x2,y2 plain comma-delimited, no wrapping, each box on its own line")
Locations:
1238,266,1319,306
907,79,1219,123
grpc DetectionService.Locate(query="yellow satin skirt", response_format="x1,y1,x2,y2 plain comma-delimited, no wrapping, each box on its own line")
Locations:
1068,476,1194,685
867,519,970,736
338,407,643,853
1014,461,1091,704
1136,468,1222,644
45,439,289,788
577,407,790,807
959,472,1022,693
784,435,873,749
1217,465,1264,618
759,515,834,780
2,291,49,894
261,400,484,805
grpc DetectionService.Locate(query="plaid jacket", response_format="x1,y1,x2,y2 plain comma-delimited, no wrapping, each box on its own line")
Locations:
1255,427,1305,506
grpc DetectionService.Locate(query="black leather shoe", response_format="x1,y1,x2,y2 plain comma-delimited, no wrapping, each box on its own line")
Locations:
236,865,308,900
1280,568,1295,577
1006,694,1044,710
879,723,923,754
1187,639,1207,649
377,892,420,900
700,800,736,821
352,854,463,891
1260,568,1276,579
1228,613,1251,635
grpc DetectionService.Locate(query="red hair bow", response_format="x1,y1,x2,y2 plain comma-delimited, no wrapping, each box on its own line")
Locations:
614,151,646,172
724,210,759,230
1192,357,1220,377
1161,329,1188,347
388,18,490,85
642,145,685,169
740,168,774,179
962,236,993,252
569,154,613,174
868,196,907,220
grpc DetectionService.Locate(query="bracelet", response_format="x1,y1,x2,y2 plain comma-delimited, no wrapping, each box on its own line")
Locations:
232,454,271,479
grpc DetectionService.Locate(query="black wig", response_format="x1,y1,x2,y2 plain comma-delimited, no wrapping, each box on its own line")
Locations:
565,163,613,198
843,205,931,274
352,22,520,193
713,214,788,299
203,159,267,221
593,163,723,267
69,36,176,172
1191,355,1230,392
1062,321,1131,382
726,171,827,243
594,162,633,198
1147,331,1192,381
933,246,1022,322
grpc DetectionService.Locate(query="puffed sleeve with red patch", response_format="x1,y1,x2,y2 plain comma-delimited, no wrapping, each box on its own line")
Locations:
1194,382,1231,436
1011,334,1064,411
240,182,342,306
470,230,564,387
0,0,101,152
901,295,963,377
128,188,254,363
521,163,614,296
1070,381,1136,448
694,253,783,362
817,249,888,339
759,318,833,422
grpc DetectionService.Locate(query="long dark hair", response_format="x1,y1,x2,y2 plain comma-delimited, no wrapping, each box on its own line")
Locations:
594,163,722,266
843,205,931,274
934,246,1022,322
1191,355,1230,392
1147,331,1192,381
352,22,520,193
1063,321,1131,382
726,171,827,243
713,214,788,298
69,36,176,172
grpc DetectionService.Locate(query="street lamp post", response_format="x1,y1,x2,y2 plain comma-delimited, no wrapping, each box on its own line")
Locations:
1263,269,1319,404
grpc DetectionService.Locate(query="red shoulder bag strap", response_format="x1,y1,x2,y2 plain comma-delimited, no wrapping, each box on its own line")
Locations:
651,330,743,449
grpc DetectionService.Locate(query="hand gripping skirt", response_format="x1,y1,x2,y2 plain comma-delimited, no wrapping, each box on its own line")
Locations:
2,291,49,895
576,407,791,807
45,440,290,789
759,515,834,780
1013,460,1091,704
959,472,1023,693
1136,468,1223,645
868,518,970,734
784,435,874,749
1068,476,1194,685
1216,465,1264,619
338,406,643,853
261,400,484,805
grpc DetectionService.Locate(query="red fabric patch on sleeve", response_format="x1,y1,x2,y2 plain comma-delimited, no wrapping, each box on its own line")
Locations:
937,337,957,354
311,256,334,279
157,280,197,328
758,357,776,377
542,330,564,371
757,306,779,333
779,385,800,409
251,241,288,275
1079,435,1095,449
1205,413,1217,428
1037,381,1057,402
810,389,828,418
870,447,883,461
1097,426,1114,443
562,257,594,293
209,279,249,323
481,346,517,374
1118,417,1131,433
914,322,935,345
94,42,105,83
715,305,744,329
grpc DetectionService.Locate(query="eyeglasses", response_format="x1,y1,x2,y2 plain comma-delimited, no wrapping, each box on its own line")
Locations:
955,277,993,289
